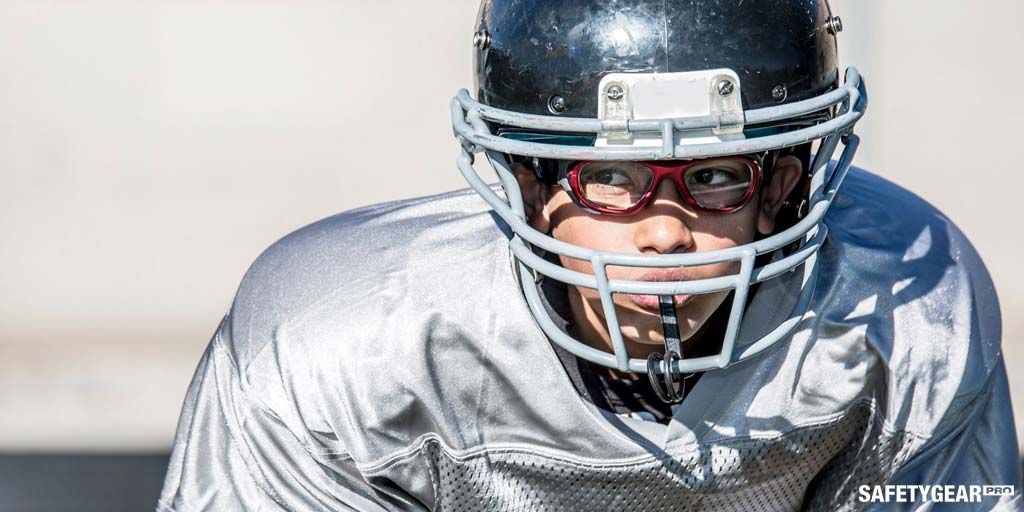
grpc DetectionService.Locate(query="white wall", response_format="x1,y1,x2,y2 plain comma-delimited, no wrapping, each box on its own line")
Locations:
0,1,1021,451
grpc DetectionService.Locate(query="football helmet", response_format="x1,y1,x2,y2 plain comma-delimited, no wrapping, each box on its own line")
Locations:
451,0,866,401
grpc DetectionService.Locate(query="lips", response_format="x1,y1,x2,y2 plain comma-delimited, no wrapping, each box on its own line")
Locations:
626,293,692,310
636,269,695,283
617,270,698,310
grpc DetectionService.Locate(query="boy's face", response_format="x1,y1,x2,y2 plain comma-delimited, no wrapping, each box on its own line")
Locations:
517,155,803,357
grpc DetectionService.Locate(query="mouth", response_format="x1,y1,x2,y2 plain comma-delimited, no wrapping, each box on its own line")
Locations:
618,269,698,311
625,293,693,310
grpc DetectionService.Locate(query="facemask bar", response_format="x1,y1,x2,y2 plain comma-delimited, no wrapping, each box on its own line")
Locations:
452,68,866,375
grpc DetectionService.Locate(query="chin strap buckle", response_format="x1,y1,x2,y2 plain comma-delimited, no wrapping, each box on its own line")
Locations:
647,351,685,404
646,295,690,404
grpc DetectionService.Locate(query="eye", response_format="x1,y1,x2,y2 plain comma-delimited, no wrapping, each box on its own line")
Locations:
591,168,632,186
683,160,755,210
576,162,653,210
690,167,740,186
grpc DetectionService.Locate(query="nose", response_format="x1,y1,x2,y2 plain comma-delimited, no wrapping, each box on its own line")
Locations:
633,179,695,255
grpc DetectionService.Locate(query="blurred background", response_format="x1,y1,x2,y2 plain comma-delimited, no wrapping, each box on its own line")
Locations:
0,0,1021,510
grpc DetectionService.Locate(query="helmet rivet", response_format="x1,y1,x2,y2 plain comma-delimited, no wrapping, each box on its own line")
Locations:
548,95,567,114
826,16,843,35
606,84,625,101
472,29,491,49
717,79,734,96
771,84,788,102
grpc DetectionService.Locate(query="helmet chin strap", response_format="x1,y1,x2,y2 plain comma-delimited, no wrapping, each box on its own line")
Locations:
646,295,688,404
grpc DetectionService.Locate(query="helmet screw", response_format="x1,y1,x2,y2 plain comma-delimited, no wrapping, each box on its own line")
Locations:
472,29,491,49
605,84,624,101
717,79,734,96
826,16,843,35
771,84,788,102
548,95,567,114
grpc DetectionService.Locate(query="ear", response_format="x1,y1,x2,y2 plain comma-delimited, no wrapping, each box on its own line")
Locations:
757,155,803,235
513,162,553,233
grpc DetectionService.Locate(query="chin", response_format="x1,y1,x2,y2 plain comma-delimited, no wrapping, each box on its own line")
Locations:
618,318,703,345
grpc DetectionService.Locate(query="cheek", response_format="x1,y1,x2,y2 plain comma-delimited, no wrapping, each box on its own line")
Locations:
552,217,631,252
687,204,761,250
548,192,635,254
552,216,626,279
688,214,758,275
546,191,762,277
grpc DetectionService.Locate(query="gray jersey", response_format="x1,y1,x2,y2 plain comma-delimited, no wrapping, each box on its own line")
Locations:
158,169,1022,511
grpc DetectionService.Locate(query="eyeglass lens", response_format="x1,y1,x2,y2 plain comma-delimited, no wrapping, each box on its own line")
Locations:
576,158,754,211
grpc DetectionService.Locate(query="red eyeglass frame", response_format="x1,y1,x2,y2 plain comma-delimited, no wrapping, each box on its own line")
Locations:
565,155,762,216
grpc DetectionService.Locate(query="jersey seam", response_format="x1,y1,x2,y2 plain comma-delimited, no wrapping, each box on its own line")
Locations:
874,352,1000,443
221,316,355,461
155,499,176,512
209,332,291,507
883,359,1000,479
359,399,876,475
362,392,961,477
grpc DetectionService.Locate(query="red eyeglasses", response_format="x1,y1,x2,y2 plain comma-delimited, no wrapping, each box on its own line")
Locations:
565,155,762,215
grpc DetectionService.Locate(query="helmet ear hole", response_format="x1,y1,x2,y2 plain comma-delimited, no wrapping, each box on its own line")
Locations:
535,158,562,185
508,155,560,185
772,142,814,233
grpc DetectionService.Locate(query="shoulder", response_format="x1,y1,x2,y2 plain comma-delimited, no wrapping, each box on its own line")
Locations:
222,186,511,371
823,167,999,347
818,167,1002,432
205,186,522,461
